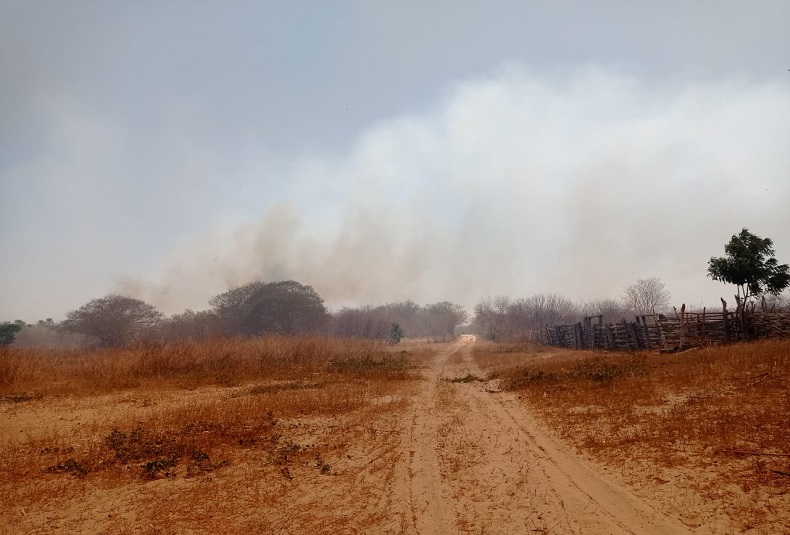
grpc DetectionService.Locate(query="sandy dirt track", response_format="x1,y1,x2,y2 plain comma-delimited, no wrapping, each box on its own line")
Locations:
393,335,693,534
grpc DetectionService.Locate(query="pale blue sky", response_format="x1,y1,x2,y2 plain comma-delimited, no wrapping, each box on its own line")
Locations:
2,1,789,320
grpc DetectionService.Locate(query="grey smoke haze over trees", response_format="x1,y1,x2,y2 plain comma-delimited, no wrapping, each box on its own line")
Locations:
14,267,789,347
60,294,163,347
209,280,330,336
332,300,468,341
114,69,790,317
49,282,470,347
580,299,634,326
2,2,789,321
470,277,670,342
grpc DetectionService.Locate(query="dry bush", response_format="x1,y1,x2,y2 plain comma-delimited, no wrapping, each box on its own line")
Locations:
476,339,790,532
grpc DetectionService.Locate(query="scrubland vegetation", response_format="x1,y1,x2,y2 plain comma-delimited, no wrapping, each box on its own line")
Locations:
6,285,469,349
1,336,415,394
1,227,787,532
2,327,789,532
474,338,790,531
0,336,425,533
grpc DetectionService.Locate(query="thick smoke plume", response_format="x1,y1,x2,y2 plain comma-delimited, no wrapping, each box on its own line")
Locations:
119,65,790,313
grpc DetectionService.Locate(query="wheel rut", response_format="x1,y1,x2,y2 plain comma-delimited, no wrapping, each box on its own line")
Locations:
392,335,693,534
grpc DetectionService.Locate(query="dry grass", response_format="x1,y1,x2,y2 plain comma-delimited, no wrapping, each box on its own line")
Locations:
0,336,426,534
475,338,790,532
0,335,415,395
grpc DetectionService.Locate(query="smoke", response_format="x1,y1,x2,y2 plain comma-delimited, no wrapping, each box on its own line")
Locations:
119,65,790,313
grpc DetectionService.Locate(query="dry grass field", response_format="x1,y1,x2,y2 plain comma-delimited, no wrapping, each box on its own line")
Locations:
0,337,423,534
474,339,790,533
2,335,788,534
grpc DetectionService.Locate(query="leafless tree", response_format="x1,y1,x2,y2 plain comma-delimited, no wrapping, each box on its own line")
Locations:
333,306,390,340
160,309,220,341
331,300,468,341
763,289,790,310
474,293,578,341
581,298,634,324
505,298,531,342
520,293,578,331
422,302,469,340
621,277,671,314
473,296,511,341
378,300,423,337
60,294,163,347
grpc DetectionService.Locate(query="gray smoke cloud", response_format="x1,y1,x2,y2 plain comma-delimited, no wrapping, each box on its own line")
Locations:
118,65,790,313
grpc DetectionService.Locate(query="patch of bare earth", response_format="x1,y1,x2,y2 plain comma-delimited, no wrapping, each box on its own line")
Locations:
394,335,691,534
477,339,790,534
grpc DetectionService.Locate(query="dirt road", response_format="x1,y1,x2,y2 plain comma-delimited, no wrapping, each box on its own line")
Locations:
393,334,693,534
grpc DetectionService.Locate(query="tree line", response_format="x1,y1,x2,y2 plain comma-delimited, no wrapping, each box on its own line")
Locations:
471,277,671,343
472,228,790,342
0,276,676,346
4,228,788,347
3,280,469,348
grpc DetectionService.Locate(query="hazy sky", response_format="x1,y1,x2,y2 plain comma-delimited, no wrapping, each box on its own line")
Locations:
2,1,789,321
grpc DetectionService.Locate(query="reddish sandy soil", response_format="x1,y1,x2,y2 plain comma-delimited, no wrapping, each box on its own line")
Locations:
3,336,782,533
393,335,693,534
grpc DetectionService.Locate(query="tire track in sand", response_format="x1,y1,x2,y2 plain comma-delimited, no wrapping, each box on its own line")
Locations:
394,335,693,534
394,338,462,534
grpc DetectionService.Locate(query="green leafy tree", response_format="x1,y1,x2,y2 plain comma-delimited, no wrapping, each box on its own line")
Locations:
60,294,164,347
0,321,24,345
708,228,790,303
388,322,404,345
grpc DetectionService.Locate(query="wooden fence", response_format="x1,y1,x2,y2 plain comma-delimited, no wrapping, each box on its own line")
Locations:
544,299,790,352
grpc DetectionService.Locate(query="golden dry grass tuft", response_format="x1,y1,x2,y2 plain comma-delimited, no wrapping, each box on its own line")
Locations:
474,338,790,532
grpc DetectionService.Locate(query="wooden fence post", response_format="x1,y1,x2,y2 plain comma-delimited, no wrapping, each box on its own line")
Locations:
721,298,728,342
679,304,686,349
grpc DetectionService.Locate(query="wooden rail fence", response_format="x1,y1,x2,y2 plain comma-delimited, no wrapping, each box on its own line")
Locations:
544,299,790,352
